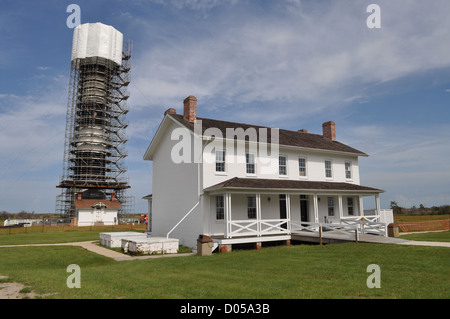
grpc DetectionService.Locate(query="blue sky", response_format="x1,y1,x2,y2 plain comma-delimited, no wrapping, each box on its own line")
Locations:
0,0,449,213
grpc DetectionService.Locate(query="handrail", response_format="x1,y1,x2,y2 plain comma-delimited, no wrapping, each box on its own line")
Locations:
225,218,387,239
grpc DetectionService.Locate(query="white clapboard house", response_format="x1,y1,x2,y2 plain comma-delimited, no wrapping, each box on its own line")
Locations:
144,96,390,250
74,193,120,226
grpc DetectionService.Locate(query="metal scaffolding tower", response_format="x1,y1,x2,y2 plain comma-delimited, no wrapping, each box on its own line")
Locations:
56,23,134,218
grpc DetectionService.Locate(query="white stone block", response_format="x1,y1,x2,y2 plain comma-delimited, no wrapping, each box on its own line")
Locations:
99,232,147,248
126,237,179,255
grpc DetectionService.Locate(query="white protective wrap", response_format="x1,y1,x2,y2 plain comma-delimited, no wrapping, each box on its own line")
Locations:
71,22,123,66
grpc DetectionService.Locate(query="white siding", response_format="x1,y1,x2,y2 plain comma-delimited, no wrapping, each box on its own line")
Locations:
202,142,361,188
77,209,118,226
148,118,367,246
151,121,202,248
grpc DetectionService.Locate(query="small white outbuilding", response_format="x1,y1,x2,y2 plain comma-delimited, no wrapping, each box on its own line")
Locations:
74,198,120,226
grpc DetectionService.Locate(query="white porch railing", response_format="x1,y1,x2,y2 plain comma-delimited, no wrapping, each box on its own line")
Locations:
290,221,320,233
228,220,258,237
290,221,359,238
341,216,387,236
226,217,387,239
260,219,289,235
227,219,289,238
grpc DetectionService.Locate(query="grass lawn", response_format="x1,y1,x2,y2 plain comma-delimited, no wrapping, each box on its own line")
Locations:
0,229,144,245
0,234,449,299
400,230,450,242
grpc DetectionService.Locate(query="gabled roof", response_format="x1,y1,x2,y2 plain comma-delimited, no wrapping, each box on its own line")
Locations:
74,199,122,210
170,114,367,156
204,177,384,193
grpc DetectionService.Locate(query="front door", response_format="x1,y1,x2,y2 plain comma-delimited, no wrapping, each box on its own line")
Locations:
279,195,287,229
300,198,308,225
94,208,103,224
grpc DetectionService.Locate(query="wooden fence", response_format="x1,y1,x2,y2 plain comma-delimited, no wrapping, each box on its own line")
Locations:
398,219,449,233
0,223,147,235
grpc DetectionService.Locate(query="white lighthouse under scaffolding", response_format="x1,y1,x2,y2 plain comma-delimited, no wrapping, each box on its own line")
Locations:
56,22,134,225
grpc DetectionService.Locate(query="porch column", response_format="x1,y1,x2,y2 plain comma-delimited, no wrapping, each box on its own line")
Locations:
256,193,261,236
224,193,231,238
313,194,319,223
338,195,344,222
286,194,291,231
375,194,381,216
359,196,364,217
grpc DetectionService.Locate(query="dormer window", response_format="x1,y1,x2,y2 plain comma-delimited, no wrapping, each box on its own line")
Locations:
92,202,107,209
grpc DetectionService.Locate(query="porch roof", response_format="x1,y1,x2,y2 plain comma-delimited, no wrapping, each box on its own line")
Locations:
204,177,384,194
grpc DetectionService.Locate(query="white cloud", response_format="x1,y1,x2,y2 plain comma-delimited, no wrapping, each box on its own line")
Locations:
0,83,67,175
148,0,238,11
2,0,450,212
37,66,52,71
341,123,450,207
130,0,450,118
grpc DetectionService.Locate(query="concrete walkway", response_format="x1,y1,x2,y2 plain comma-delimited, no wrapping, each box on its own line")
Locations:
357,234,450,247
0,241,196,261
292,230,450,247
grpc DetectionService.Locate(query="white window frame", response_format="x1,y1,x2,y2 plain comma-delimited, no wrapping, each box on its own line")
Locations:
345,162,352,180
216,195,224,220
215,150,226,174
347,197,354,216
327,197,335,216
247,196,257,219
325,160,333,179
279,155,288,176
246,153,256,175
298,157,307,178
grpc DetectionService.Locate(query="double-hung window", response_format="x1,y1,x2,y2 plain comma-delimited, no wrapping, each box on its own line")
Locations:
216,196,224,220
215,150,225,172
345,162,352,179
298,157,306,177
246,153,255,174
327,197,334,216
325,160,332,178
279,156,287,176
247,196,257,219
347,197,354,216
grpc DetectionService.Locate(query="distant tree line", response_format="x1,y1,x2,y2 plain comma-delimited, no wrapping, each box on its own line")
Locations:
390,202,450,215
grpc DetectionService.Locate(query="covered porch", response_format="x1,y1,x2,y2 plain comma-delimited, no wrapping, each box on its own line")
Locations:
204,178,386,245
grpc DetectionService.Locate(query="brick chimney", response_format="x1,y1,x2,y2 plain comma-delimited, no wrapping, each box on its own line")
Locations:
183,96,197,122
111,193,116,201
77,193,82,200
322,121,336,141
164,108,176,116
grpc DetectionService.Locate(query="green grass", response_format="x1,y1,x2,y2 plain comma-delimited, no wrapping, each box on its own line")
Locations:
0,239,449,299
0,229,143,245
400,230,450,242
